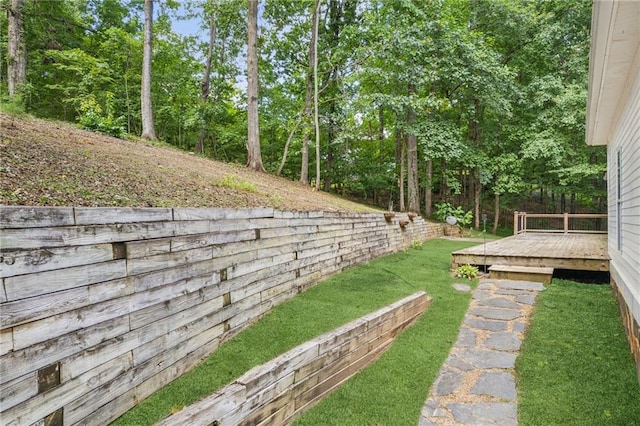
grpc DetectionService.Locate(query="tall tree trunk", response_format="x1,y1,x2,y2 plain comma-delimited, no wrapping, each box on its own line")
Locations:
570,193,576,214
425,159,432,217
246,0,265,172
277,109,304,176
468,99,483,229
407,84,419,213
195,14,217,155
301,1,319,184
324,102,335,192
7,0,26,99
492,193,500,234
441,158,448,202
141,0,157,140
473,168,481,230
312,0,321,190
396,128,406,212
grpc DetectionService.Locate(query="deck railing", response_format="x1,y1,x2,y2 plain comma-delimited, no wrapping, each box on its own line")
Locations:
513,212,607,235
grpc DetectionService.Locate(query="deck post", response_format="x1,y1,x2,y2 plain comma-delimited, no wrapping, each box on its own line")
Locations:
514,211,518,235
564,212,569,235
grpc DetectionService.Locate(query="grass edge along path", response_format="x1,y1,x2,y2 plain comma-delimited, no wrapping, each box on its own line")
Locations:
517,279,640,425
110,239,478,425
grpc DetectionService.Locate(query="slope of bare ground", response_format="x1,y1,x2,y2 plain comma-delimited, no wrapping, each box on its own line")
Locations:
0,113,378,212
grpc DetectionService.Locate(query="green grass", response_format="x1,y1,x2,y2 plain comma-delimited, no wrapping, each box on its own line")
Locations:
111,239,478,425
517,279,640,425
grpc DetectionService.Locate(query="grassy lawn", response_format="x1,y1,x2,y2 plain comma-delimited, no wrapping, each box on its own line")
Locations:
111,239,478,425
517,279,640,425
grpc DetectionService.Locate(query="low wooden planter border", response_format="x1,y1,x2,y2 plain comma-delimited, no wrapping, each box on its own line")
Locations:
156,292,431,426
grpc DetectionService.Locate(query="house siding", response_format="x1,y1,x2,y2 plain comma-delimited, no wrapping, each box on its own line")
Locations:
608,46,640,376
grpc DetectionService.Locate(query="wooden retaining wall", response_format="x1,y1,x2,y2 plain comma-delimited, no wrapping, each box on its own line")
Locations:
0,206,441,426
156,292,431,426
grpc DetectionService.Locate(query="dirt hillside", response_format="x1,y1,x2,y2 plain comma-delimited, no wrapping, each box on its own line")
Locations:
0,113,378,212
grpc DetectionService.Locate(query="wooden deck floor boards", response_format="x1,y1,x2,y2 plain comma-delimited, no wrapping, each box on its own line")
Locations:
451,233,609,271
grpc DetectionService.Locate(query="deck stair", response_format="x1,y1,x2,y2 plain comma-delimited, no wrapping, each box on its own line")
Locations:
488,264,554,284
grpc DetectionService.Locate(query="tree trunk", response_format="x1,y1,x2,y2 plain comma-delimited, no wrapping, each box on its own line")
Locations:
7,0,26,98
324,102,335,192
141,0,157,141
246,0,265,172
301,1,319,185
425,159,432,217
195,15,217,155
396,128,406,212
406,85,419,213
441,158,448,202
312,0,321,190
277,110,303,176
570,193,576,214
473,168,481,230
492,193,500,234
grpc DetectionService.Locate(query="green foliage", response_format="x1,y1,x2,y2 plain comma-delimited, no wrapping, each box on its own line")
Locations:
455,264,479,280
434,202,473,228
0,93,27,116
213,175,257,192
77,95,125,138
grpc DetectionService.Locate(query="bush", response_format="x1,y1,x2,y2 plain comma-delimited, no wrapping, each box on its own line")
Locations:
456,264,479,279
77,96,125,138
434,202,473,228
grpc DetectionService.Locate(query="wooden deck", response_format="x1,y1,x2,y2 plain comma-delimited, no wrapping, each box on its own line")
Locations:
451,233,609,272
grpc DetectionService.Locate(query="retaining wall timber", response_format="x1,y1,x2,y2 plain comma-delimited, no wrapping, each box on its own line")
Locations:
156,292,431,426
0,206,441,426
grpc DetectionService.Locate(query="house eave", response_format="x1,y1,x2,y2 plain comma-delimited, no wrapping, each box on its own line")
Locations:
586,0,640,147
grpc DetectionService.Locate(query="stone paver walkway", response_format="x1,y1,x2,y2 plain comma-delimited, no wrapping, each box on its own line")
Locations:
419,279,545,426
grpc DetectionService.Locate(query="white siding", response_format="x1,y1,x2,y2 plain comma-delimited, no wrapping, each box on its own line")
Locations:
608,47,640,326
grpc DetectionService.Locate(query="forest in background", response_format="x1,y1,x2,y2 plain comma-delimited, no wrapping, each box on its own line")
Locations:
0,0,606,232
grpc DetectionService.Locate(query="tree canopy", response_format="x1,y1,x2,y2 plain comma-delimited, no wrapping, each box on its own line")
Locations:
0,0,604,230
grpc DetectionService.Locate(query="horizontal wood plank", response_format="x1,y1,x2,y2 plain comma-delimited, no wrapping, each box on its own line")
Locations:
0,220,211,249
126,246,212,275
173,207,274,221
0,372,38,413
74,207,173,225
4,260,127,301
0,244,114,279
0,206,74,229
1,286,89,330
13,297,131,349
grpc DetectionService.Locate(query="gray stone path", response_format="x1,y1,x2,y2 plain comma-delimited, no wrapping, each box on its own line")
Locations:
419,279,545,426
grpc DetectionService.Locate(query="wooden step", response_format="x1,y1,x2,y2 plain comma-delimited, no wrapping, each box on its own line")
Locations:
488,264,554,284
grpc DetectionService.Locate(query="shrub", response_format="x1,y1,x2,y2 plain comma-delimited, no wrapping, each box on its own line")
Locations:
434,202,473,228
456,264,479,279
77,96,126,138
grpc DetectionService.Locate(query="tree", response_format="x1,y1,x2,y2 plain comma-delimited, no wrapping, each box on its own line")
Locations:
6,0,26,98
141,0,157,140
312,0,321,189
195,12,217,155
246,0,265,171
299,0,320,185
